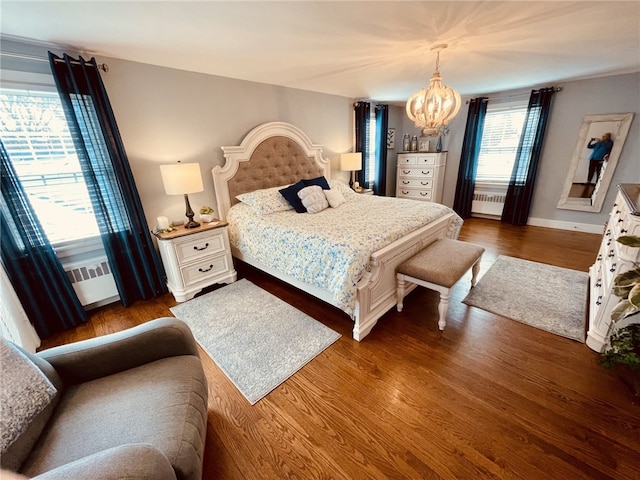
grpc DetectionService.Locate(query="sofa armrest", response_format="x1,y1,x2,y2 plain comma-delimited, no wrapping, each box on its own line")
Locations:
29,444,177,480
38,317,201,385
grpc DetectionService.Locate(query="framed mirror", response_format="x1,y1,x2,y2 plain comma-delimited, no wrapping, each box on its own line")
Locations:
558,112,634,212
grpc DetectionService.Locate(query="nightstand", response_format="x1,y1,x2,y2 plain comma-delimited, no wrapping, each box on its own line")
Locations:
154,221,237,302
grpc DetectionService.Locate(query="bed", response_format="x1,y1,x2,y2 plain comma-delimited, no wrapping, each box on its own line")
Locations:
212,122,463,340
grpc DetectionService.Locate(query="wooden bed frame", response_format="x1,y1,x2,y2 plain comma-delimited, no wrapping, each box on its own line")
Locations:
212,122,460,340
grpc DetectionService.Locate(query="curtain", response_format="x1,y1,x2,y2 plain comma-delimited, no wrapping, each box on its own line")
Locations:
1,141,87,338
453,97,488,218
49,53,167,305
354,101,370,187
374,104,389,195
501,87,556,225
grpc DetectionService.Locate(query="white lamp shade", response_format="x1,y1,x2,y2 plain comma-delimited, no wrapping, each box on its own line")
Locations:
160,162,204,195
340,152,362,172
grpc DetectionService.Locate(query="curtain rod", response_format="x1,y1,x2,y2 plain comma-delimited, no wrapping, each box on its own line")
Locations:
466,86,562,104
1,51,109,72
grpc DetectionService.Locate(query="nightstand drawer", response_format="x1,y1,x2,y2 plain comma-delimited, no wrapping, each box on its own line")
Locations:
181,254,231,287
174,230,226,264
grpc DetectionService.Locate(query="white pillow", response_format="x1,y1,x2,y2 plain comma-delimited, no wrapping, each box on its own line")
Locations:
324,188,346,208
297,185,329,214
329,180,358,200
236,185,293,215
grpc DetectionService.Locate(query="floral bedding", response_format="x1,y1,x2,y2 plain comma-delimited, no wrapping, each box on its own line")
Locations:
227,182,463,316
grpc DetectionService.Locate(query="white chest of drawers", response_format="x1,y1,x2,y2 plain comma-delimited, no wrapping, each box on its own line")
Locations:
587,184,640,352
154,222,237,302
396,152,447,203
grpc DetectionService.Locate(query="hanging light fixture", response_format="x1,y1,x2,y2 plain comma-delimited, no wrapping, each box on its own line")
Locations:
406,44,462,137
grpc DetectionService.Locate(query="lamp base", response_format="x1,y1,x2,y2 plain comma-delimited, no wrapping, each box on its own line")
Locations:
183,193,200,229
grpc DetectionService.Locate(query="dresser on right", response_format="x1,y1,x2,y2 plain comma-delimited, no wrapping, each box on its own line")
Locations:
587,184,640,352
396,152,447,203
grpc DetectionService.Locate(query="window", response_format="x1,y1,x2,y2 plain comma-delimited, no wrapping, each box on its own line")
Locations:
0,88,99,244
364,108,377,188
475,101,527,183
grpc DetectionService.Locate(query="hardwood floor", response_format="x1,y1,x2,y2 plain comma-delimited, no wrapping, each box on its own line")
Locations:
40,218,640,480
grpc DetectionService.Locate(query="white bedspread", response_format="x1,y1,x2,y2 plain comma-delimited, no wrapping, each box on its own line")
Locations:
227,185,462,316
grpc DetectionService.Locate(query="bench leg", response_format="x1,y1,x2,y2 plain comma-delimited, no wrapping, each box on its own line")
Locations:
437,289,450,330
396,274,406,312
470,258,482,287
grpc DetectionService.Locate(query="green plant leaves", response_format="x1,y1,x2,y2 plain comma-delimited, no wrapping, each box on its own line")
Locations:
617,235,640,248
601,324,640,370
611,299,640,322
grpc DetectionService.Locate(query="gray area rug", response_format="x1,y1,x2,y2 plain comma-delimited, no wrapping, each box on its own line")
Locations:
463,256,588,342
170,279,340,404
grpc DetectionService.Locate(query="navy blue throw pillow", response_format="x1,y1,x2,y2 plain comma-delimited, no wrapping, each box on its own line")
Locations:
303,176,330,190
279,181,307,213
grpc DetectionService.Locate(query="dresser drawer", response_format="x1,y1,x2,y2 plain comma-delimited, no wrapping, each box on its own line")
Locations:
397,178,433,189
181,254,232,287
397,153,438,166
174,229,226,264
416,154,437,165
398,167,434,178
398,155,418,165
397,189,433,201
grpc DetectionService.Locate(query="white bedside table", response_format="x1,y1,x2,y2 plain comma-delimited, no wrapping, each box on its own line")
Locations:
154,221,237,302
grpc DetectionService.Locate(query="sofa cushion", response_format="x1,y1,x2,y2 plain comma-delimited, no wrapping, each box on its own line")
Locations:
21,356,207,480
31,444,177,480
0,339,62,471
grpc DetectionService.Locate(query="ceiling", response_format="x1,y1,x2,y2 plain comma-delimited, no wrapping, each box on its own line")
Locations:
2,1,639,103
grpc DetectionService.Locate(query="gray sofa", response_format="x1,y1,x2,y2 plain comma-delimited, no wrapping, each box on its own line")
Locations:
0,317,208,480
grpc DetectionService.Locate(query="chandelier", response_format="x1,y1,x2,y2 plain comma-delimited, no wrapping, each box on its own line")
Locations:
406,44,462,137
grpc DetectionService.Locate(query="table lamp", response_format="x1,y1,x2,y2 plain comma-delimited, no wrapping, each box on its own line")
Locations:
340,152,362,190
160,162,204,228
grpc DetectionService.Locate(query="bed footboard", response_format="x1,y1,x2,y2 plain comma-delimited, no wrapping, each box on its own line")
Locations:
351,212,460,340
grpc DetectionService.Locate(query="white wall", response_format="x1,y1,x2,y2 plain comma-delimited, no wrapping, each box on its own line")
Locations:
391,72,640,231
96,56,354,229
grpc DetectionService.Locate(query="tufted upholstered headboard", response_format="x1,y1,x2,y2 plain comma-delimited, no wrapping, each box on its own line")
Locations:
213,122,331,220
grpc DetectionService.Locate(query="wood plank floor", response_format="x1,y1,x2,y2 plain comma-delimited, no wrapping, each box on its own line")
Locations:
40,218,640,480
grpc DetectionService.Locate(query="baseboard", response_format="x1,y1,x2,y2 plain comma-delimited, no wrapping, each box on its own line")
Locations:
527,217,604,234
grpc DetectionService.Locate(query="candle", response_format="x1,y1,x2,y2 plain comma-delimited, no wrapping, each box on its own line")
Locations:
157,216,170,229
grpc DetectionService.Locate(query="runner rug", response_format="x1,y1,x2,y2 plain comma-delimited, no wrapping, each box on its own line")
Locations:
463,255,589,342
170,279,340,404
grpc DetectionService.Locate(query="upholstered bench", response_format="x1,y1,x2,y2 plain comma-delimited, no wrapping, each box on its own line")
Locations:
396,239,485,330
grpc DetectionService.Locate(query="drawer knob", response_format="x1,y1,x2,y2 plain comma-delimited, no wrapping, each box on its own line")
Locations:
199,264,214,273
596,296,602,306
403,170,411,174
610,263,617,273
421,170,431,175
402,180,410,184
193,243,209,251
402,190,409,194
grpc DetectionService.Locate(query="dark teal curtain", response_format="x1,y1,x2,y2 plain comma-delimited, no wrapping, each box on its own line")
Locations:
453,97,488,218
501,87,556,225
1,140,87,338
374,104,389,195
354,102,370,188
49,53,167,305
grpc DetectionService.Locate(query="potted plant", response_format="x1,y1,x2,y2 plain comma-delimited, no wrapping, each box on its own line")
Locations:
601,235,640,396
199,206,214,223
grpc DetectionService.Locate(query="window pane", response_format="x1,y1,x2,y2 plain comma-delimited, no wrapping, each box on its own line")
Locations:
476,104,527,182
0,89,99,243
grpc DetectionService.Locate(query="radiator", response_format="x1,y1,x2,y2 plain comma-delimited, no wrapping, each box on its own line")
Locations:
63,256,119,306
472,192,506,216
